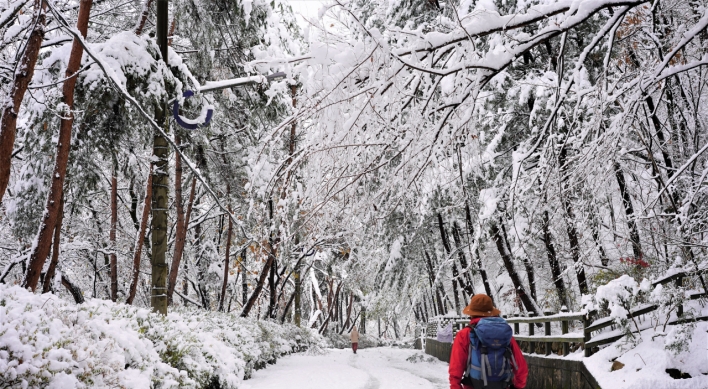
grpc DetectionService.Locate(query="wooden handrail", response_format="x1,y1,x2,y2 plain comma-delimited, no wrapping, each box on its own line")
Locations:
506,313,585,324
420,269,708,360
513,334,585,343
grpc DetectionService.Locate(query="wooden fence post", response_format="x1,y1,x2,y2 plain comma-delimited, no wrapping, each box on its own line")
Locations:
676,275,684,318
583,313,592,357
545,319,552,356
528,312,536,354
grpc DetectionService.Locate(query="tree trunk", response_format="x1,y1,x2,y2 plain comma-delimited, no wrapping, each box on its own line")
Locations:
521,255,537,301
340,292,354,334
464,203,493,298
180,176,197,305
437,213,462,312
559,146,589,295
489,219,539,316
614,161,643,261
218,201,233,312
423,250,443,315
590,209,610,266
645,96,675,180
127,172,152,305
134,0,153,35
294,259,302,326
360,306,366,334
150,0,169,315
167,135,187,304
62,274,85,304
0,0,48,205
110,158,118,302
541,209,569,308
22,0,94,291
241,244,275,317
267,199,279,319
451,221,475,296
42,194,64,294
241,247,248,307
280,290,296,323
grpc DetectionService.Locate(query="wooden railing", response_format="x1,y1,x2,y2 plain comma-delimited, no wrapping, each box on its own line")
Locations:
509,267,708,357
422,267,708,359
507,309,589,356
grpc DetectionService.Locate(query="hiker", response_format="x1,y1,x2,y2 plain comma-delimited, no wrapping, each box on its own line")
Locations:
449,294,528,389
350,326,359,354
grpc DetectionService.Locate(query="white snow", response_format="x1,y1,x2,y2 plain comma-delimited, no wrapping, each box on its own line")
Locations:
584,322,708,389
242,347,449,389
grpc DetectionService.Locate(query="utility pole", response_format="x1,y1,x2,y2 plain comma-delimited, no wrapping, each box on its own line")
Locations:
151,0,169,315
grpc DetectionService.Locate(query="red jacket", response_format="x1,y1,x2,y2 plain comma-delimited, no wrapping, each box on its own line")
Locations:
448,318,528,389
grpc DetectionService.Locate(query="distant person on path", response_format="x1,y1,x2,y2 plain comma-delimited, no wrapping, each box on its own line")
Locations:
449,294,528,389
350,326,359,354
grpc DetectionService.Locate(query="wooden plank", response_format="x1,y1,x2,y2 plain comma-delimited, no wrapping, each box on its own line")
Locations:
514,335,585,343
585,333,624,349
584,304,658,333
506,313,585,324
652,267,708,287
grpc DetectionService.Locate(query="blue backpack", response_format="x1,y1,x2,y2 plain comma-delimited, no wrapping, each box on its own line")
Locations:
462,317,518,389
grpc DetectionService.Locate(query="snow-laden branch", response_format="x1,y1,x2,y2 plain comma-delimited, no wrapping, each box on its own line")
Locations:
45,0,249,241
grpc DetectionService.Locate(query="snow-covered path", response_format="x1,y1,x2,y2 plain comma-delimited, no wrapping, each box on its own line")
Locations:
242,347,449,389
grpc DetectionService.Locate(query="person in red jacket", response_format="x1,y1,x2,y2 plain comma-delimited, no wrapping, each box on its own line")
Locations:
449,294,528,389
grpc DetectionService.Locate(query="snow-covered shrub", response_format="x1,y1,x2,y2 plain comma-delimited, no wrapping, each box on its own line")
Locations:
589,275,651,348
0,285,185,388
0,285,323,388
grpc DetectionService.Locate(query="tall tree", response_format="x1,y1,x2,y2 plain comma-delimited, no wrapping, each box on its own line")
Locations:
127,173,152,305
150,0,169,315
23,0,94,291
0,0,47,205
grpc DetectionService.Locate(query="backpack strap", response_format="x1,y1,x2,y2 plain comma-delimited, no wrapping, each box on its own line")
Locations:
465,324,476,378
506,347,518,370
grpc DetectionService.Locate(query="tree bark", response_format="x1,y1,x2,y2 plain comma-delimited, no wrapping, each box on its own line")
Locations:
267,199,279,319
489,219,539,316
541,209,568,308
22,0,94,291
423,250,443,315
166,135,188,304
437,213,462,312
614,161,643,260
464,203,493,299
559,146,589,295
294,259,302,326
240,247,274,317
151,0,169,315
109,158,118,302
340,292,354,334
127,172,152,305
241,247,248,307
218,201,233,312
360,305,366,334
62,274,85,304
180,176,196,304
42,194,64,294
451,221,475,296
0,0,48,205
134,0,153,35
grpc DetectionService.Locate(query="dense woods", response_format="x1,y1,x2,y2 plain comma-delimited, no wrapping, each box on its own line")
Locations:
0,0,707,343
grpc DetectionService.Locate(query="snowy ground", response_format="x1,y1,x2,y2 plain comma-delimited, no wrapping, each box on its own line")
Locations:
242,347,449,389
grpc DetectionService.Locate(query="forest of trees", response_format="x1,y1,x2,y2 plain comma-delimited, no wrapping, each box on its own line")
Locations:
0,0,707,338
